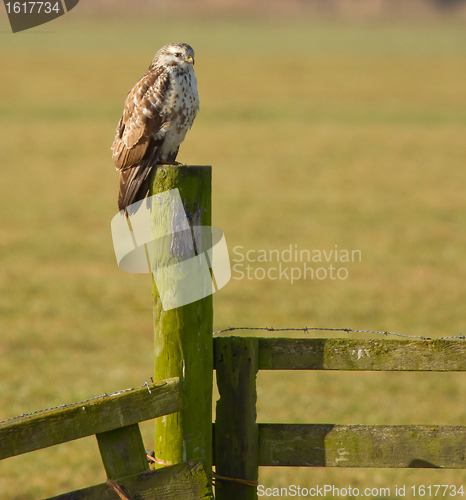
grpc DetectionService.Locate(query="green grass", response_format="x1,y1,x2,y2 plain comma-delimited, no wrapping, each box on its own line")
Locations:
1,13,466,499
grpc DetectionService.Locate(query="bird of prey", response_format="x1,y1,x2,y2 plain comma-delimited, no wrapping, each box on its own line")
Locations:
111,43,199,213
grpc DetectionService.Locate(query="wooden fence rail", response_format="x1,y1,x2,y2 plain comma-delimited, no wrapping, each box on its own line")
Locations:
213,336,466,500
257,424,466,468
0,377,182,461
0,377,213,500
256,338,466,371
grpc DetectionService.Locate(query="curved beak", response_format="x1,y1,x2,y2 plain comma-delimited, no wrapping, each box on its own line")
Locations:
185,55,194,65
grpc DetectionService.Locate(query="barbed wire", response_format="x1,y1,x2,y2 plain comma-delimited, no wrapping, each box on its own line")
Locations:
213,326,465,341
0,382,153,426
2,328,464,425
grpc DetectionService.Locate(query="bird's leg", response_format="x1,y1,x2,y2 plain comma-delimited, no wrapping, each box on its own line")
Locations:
155,160,184,166
164,160,184,166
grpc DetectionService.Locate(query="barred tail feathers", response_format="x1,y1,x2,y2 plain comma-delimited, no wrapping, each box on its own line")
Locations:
118,163,153,214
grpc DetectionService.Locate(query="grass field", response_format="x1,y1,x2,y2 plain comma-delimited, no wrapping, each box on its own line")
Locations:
1,11,466,499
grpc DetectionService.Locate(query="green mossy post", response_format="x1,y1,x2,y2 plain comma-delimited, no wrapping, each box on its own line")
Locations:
149,165,213,475
215,337,259,500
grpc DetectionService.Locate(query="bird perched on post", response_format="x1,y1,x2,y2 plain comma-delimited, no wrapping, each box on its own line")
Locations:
111,43,199,214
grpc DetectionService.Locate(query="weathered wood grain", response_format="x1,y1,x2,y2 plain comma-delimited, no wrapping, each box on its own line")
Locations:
151,165,213,474
96,423,150,479
215,337,259,500
251,338,466,371
259,424,466,468
44,459,213,500
0,378,182,460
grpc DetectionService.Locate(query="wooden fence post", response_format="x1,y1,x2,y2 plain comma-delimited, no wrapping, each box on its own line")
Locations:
215,337,259,500
149,165,213,475
96,424,149,479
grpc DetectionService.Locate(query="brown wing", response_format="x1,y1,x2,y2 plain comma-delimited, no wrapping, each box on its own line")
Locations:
111,65,170,212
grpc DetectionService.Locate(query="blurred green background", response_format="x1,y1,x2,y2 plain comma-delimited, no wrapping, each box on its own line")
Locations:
1,2,466,498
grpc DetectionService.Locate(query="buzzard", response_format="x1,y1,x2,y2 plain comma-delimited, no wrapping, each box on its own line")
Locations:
111,43,199,213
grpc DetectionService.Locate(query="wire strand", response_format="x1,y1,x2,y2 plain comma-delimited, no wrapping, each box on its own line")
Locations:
0,382,153,426
210,472,259,487
213,326,465,341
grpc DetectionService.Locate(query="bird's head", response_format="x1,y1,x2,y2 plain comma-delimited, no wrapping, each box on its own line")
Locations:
153,43,195,71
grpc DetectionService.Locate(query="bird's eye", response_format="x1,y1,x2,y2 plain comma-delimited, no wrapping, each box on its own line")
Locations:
174,53,182,58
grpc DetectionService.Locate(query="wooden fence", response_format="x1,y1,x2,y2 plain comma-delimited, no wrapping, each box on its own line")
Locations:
0,377,213,500
1,336,465,499
213,336,466,500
